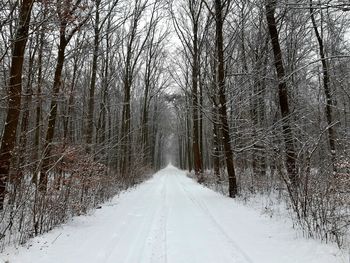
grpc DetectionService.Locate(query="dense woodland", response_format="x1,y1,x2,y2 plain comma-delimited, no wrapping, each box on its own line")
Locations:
0,0,349,249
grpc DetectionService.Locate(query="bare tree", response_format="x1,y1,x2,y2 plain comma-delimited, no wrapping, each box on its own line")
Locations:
309,0,337,169
119,0,160,175
0,0,34,209
265,0,298,189
39,0,91,191
213,0,238,197
170,0,205,180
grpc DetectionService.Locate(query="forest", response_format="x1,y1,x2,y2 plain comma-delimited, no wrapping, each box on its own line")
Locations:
0,0,349,251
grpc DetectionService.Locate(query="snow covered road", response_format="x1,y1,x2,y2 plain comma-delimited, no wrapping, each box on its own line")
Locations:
1,165,346,263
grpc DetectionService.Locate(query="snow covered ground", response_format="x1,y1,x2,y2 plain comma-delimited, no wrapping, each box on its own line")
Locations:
1,165,348,263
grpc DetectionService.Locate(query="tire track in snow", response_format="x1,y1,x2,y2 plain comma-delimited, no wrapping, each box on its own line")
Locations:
177,175,254,263
99,174,167,263
149,175,168,263
89,183,159,262
122,179,163,263
101,178,163,263
143,175,168,263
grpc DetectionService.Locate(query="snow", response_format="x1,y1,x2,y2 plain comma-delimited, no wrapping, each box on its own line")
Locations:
1,165,348,263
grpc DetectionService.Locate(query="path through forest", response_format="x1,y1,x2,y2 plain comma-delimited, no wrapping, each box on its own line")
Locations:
1,165,345,263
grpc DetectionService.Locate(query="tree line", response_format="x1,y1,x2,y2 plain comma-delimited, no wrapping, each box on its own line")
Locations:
169,0,349,247
0,0,172,248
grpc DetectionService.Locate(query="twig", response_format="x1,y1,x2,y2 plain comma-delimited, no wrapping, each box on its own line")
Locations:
51,233,62,244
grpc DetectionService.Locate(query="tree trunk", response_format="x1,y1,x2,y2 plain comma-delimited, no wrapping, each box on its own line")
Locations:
120,8,139,175
199,60,204,170
266,0,298,188
63,56,79,142
34,29,45,169
150,101,158,168
309,1,337,169
18,51,34,172
39,32,67,191
86,0,101,151
186,104,192,172
0,0,34,209
141,53,152,165
215,0,238,198
120,75,131,175
213,105,221,181
192,22,203,180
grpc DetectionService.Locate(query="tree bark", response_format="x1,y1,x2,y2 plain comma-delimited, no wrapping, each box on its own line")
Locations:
86,0,101,151
213,105,221,181
34,28,45,168
120,5,139,175
266,0,298,188
192,22,203,180
18,49,35,172
214,0,238,198
0,0,34,209
309,1,337,168
141,34,154,165
39,30,67,191
186,102,193,172
63,55,79,142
